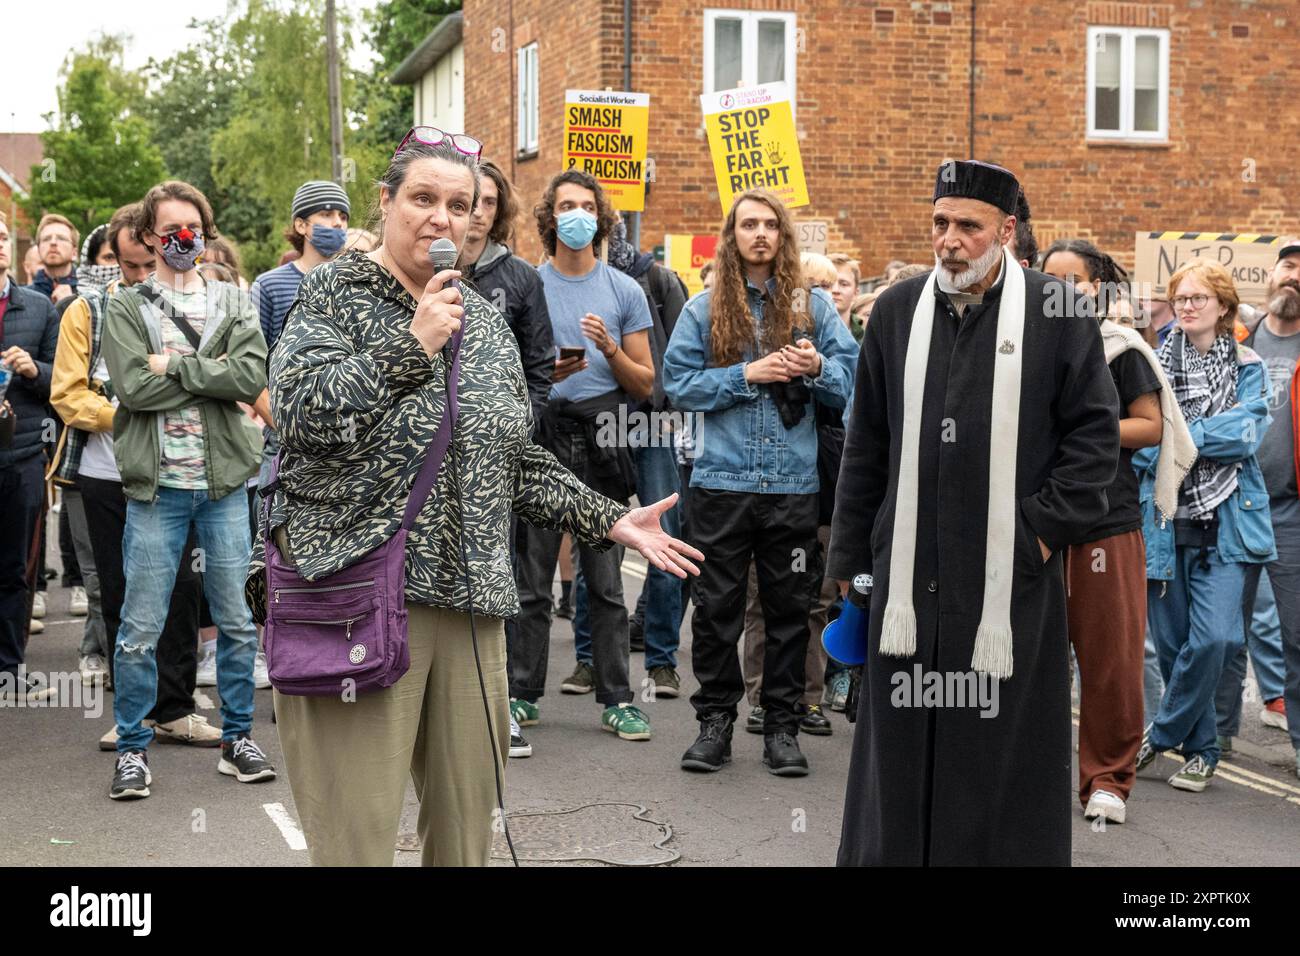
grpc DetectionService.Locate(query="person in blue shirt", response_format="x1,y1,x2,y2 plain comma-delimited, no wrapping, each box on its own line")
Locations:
509,170,659,748
664,188,857,776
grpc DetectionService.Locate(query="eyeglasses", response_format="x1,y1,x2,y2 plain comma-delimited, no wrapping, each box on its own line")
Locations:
1171,293,1212,311
394,126,483,161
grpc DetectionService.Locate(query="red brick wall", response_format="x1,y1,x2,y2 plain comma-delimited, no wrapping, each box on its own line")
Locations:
464,0,1300,279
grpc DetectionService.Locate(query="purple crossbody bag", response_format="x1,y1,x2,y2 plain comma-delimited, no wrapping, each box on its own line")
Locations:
261,335,461,697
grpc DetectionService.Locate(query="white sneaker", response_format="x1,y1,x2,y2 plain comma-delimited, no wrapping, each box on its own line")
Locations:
1083,789,1127,824
195,642,218,687
153,712,222,747
253,651,271,690
69,586,88,616
31,591,46,620
28,618,45,634
79,653,107,686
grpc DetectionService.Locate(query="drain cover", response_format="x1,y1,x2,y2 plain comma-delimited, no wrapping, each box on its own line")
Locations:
491,802,678,866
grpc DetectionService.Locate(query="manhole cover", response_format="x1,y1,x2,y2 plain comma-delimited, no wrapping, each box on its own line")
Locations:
491,803,679,866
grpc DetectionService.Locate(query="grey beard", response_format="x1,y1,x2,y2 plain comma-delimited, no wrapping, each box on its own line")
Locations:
1268,285,1300,322
935,241,1003,292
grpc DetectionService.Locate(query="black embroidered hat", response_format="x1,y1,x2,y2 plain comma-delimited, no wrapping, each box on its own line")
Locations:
932,160,1020,216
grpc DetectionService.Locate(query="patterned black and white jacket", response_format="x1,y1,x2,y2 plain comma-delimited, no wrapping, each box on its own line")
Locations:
245,250,628,621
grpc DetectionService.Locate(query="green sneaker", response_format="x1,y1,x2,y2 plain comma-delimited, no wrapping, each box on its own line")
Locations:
601,703,652,741
1216,734,1233,754
561,661,595,694
1167,755,1214,792
510,698,539,727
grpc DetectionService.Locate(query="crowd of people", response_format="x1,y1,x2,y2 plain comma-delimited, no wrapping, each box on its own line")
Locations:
1,132,1297,867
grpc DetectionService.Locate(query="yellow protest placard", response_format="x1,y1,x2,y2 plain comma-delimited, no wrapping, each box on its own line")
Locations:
562,90,650,212
700,82,808,214
1134,231,1282,305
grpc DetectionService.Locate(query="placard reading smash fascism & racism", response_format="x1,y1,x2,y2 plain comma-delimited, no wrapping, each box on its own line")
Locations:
700,82,808,214
562,90,650,212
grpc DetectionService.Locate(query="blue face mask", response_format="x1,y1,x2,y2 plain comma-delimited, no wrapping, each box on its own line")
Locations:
309,225,348,258
556,209,598,251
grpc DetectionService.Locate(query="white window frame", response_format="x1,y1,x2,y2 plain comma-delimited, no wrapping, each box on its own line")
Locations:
516,42,539,155
702,9,797,106
1085,26,1169,141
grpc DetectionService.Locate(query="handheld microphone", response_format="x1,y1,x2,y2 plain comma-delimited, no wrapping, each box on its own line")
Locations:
427,237,462,359
428,237,460,287
822,572,872,666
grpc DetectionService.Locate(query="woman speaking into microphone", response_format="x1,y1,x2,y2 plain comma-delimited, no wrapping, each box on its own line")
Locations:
246,130,702,867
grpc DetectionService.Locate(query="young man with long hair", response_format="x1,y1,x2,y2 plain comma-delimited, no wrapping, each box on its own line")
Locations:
664,188,857,776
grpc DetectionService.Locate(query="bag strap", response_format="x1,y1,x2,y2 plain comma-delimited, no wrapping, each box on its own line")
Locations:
133,282,203,351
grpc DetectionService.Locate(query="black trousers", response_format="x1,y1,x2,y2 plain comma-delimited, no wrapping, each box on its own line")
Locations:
59,499,82,587
80,476,201,724
688,488,819,734
0,455,45,675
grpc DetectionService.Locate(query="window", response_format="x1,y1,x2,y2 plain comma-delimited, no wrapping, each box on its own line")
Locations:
1086,27,1168,140
703,10,797,101
517,42,539,155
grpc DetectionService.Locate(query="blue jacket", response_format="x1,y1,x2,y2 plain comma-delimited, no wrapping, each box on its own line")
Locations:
0,280,60,468
663,281,857,494
1134,350,1277,580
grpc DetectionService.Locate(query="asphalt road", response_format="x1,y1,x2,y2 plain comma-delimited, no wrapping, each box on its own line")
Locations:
3,555,1298,867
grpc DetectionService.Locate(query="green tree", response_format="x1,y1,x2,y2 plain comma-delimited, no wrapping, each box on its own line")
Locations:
22,38,166,239
354,0,462,155
139,17,274,259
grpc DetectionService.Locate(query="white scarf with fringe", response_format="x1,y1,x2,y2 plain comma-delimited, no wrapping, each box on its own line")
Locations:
881,249,1025,679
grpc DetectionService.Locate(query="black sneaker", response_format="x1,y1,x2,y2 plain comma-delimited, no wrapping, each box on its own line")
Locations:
681,712,733,772
763,732,810,777
799,704,833,736
554,598,575,621
218,735,277,783
629,616,645,652
745,706,765,734
110,750,151,800
509,714,532,758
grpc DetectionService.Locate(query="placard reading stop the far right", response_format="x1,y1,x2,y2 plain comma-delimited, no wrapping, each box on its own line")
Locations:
701,82,809,214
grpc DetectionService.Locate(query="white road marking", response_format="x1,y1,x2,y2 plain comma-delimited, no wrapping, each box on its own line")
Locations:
621,558,646,580
193,690,216,711
263,803,307,850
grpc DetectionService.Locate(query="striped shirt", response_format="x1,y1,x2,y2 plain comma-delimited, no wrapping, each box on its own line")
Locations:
250,262,305,353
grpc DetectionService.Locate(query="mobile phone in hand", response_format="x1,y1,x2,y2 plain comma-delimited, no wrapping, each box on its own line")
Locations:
559,346,586,362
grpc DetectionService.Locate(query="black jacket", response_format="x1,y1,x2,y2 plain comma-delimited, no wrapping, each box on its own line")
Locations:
0,281,59,468
463,242,554,431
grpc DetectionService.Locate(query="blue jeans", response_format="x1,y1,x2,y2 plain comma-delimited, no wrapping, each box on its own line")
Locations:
1147,545,1246,765
1216,567,1288,735
574,442,683,670
1142,630,1164,728
114,486,259,752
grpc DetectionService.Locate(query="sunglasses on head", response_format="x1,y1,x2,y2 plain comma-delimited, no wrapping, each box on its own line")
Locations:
393,126,484,161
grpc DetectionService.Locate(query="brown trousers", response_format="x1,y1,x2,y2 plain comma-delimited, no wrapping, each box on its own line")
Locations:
274,604,509,866
1065,529,1147,805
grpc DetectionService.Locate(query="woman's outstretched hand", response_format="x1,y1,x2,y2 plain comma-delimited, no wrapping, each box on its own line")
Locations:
607,493,704,579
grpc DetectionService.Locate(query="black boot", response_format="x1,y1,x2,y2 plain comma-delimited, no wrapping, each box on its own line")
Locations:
799,704,832,736
681,712,733,772
762,732,809,776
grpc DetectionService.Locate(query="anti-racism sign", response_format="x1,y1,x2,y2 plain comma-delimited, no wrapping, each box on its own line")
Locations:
700,82,808,214
1134,232,1283,305
665,233,720,298
562,90,650,212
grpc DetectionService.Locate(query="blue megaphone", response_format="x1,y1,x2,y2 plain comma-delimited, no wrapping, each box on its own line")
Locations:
822,572,872,666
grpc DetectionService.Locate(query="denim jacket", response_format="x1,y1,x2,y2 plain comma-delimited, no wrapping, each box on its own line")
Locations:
1134,351,1278,580
663,280,857,494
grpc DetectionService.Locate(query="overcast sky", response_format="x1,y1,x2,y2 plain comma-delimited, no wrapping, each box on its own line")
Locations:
0,0,381,133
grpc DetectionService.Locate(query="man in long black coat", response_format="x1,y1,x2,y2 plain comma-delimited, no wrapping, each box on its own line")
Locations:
828,161,1120,865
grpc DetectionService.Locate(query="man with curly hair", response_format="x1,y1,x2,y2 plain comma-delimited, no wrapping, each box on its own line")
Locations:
664,189,858,776
508,170,658,747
